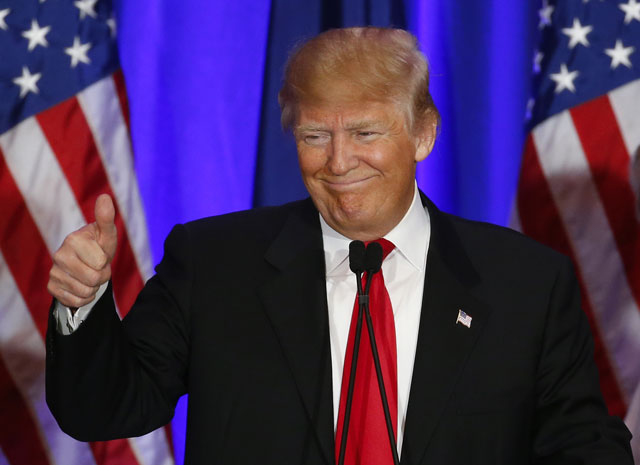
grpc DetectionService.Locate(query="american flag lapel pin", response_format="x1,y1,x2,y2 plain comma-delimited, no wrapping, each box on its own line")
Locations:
456,309,472,328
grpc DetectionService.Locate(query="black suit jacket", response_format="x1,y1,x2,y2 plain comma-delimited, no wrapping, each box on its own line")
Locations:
46,195,633,464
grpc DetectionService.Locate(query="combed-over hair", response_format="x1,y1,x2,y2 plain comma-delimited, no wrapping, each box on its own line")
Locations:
278,27,439,133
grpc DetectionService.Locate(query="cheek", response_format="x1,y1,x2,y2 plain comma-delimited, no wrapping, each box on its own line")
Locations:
298,155,330,201
297,154,316,181
297,147,325,175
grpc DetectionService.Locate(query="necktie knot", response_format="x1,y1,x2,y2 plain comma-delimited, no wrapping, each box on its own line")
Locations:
366,238,395,261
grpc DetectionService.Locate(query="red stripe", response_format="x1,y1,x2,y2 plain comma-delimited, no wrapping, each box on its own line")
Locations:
34,97,147,465
36,96,144,317
570,96,640,307
164,424,174,457
112,70,131,134
517,135,627,417
0,151,52,339
0,356,51,465
89,440,140,465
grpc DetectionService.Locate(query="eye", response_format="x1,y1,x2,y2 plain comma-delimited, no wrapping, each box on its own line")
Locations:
356,131,379,141
303,133,330,146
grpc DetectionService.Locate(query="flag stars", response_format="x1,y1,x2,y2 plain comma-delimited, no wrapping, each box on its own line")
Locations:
22,19,51,51
0,8,10,30
65,37,92,67
106,16,116,37
605,40,635,69
74,0,98,20
539,1,554,29
534,51,544,73
619,0,640,24
13,66,42,98
550,63,579,93
562,18,593,49
526,98,535,120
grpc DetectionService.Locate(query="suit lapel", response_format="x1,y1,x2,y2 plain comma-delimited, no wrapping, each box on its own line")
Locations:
255,195,492,465
401,196,492,465
258,199,335,465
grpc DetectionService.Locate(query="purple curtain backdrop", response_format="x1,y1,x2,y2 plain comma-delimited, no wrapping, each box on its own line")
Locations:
113,1,539,462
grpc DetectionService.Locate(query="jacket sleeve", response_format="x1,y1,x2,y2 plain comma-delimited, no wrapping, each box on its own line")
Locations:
532,257,633,463
46,224,192,441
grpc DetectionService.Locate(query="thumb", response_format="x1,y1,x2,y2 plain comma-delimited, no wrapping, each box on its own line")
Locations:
94,193,118,259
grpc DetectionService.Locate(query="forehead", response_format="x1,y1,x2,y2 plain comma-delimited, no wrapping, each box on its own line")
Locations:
295,100,406,130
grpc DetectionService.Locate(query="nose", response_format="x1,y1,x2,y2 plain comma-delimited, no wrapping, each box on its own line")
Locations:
327,133,358,175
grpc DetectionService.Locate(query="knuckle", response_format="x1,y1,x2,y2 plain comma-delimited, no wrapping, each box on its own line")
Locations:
65,291,88,308
78,286,95,299
49,265,65,282
47,281,58,297
99,264,112,281
52,248,65,265
64,232,79,247
95,253,108,269
85,268,101,287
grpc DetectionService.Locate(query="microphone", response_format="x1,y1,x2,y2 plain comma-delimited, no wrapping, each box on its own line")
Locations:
349,240,366,274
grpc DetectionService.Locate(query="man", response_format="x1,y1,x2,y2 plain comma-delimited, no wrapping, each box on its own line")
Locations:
46,27,633,464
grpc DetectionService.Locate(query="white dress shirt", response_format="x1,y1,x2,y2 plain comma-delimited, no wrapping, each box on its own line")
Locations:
55,184,431,454
321,184,430,455
54,281,107,335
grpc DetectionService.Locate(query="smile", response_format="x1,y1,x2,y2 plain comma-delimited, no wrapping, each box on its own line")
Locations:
322,177,375,191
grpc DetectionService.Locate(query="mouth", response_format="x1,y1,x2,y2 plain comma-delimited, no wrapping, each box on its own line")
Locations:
322,176,375,192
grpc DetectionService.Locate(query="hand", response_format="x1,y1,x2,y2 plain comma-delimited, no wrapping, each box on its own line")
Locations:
48,194,118,308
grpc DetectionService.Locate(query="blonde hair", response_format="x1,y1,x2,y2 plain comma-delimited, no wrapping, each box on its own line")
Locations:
278,27,439,134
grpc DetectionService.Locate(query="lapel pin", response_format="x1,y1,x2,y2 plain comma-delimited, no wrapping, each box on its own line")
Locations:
456,309,472,328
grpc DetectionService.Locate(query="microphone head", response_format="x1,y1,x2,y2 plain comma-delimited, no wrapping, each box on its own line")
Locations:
349,240,366,274
365,242,383,273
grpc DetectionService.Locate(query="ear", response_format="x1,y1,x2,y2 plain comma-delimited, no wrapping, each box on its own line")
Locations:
414,115,437,162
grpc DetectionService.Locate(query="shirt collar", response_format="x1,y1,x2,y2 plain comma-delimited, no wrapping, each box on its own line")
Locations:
320,184,431,276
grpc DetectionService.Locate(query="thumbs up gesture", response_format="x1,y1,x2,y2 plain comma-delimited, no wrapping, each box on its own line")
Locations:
48,194,118,308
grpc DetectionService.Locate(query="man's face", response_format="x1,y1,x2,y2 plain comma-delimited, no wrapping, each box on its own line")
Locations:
295,100,434,240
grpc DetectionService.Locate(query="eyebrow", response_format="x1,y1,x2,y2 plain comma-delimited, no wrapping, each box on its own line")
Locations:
294,124,328,133
295,119,386,133
344,120,386,131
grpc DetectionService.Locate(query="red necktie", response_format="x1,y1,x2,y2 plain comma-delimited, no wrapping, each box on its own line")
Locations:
336,238,397,465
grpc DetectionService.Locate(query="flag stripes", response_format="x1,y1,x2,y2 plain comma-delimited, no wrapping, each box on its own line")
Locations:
532,109,640,402
89,439,141,465
0,118,87,256
609,80,640,157
517,2,640,452
112,70,131,133
126,428,174,465
0,356,50,465
0,153,52,338
0,252,98,465
77,77,153,282
0,72,172,465
516,135,627,417
570,98,640,305
36,96,144,316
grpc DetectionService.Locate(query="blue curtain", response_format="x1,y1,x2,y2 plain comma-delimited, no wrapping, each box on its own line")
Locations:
114,0,539,461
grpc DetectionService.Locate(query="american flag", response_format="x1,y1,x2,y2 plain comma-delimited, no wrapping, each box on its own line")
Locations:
512,0,640,459
0,0,174,464
455,309,472,329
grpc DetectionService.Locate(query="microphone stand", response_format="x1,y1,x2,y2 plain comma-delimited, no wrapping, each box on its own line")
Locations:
338,243,367,465
338,242,400,465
